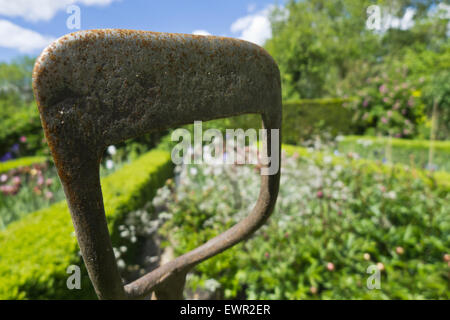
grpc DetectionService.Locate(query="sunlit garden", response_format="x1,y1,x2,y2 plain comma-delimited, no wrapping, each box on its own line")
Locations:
0,0,449,300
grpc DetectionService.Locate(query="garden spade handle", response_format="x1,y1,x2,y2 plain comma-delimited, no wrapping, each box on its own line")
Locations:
32,29,281,300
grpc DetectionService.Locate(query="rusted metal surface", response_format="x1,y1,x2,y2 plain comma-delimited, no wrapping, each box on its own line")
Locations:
32,29,282,300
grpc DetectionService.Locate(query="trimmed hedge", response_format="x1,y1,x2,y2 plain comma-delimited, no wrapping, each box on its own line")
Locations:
0,156,47,174
283,144,450,191
198,98,355,145
337,135,450,172
0,149,173,299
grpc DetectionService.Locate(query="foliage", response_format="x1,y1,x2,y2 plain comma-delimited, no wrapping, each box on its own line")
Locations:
347,68,426,137
154,144,449,300
337,135,450,172
0,156,47,174
158,98,355,149
0,149,173,299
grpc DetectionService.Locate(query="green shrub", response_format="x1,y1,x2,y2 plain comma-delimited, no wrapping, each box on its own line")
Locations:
0,156,47,174
0,101,47,158
0,149,173,299
337,135,450,172
164,98,355,146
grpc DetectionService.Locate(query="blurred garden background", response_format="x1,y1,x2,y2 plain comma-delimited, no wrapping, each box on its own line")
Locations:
0,0,449,299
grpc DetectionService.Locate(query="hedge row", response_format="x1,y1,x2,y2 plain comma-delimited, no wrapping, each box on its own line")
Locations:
337,135,450,172
283,144,450,191
0,149,173,299
0,156,47,174
175,98,355,145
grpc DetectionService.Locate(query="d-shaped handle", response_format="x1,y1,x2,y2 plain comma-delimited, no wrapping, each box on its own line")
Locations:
32,29,282,300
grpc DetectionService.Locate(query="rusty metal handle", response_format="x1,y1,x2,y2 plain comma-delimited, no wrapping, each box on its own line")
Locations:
32,29,281,300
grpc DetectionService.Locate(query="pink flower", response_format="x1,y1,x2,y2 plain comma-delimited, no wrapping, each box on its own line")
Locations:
381,117,388,124
316,190,324,199
45,191,54,200
387,111,392,117
0,184,19,195
12,176,21,185
363,99,369,107
37,175,44,186
383,97,389,103
408,98,414,107
264,252,270,259
327,262,335,271
0,174,7,183
19,136,27,143
379,84,387,94
46,178,53,186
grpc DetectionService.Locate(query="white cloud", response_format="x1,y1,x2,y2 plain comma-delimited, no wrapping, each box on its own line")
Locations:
0,19,55,52
230,6,273,45
192,29,211,36
0,0,118,22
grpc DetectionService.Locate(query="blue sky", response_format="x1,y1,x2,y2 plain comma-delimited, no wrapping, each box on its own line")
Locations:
0,0,285,62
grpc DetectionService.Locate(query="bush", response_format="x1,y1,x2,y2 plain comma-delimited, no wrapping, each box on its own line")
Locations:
153,144,449,299
347,71,426,138
337,135,450,172
168,98,355,146
0,156,47,174
0,149,173,299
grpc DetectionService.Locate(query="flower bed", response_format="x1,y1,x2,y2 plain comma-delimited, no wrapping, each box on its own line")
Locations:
153,145,449,299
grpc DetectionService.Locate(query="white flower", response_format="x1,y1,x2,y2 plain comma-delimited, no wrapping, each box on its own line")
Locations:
107,145,117,155
204,279,221,292
117,259,126,269
190,167,198,175
106,159,114,169
0,174,7,183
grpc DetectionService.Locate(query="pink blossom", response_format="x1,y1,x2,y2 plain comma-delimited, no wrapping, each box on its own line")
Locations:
0,185,19,195
379,84,387,94
19,136,27,143
383,97,389,103
362,99,369,107
12,176,21,185
381,117,388,124
316,190,324,199
37,175,44,186
264,252,270,258
46,178,53,186
0,174,7,183
327,262,335,271
387,111,392,117
45,191,54,200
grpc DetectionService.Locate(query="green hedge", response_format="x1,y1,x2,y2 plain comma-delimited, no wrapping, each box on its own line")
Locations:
203,98,355,145
283,144,450,191
0,149,173,299
0,156,47,174
337,135,450,172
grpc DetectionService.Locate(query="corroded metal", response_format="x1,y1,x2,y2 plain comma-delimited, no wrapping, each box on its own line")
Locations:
32,29,281,300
